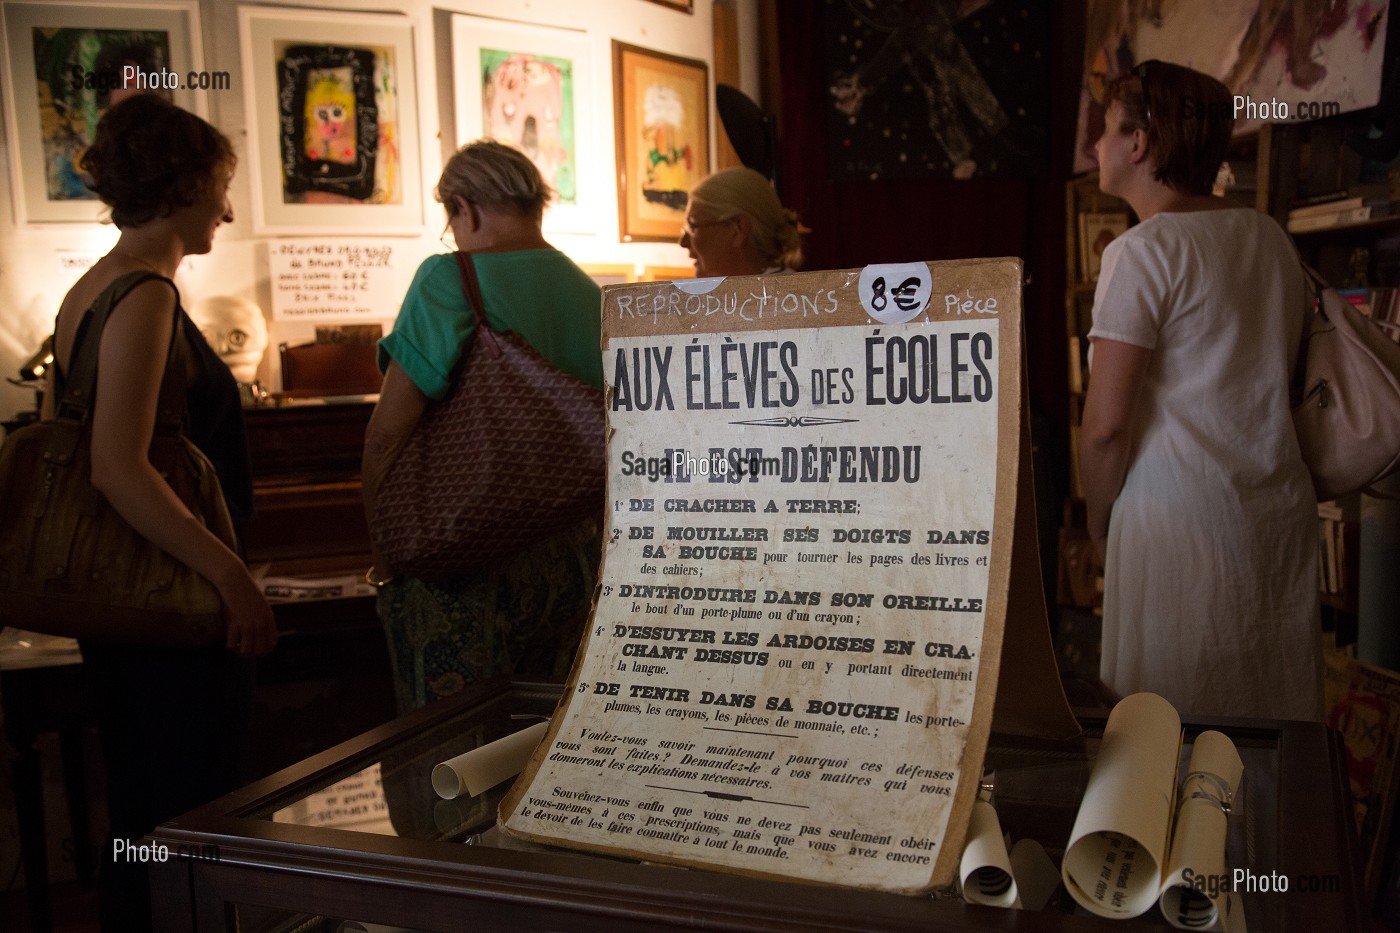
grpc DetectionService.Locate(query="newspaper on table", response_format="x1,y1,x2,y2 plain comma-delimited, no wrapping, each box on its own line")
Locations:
500,259,1036,892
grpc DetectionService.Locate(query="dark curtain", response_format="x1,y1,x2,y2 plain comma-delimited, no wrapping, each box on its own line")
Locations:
771,0,1087,609
772,0,1084,433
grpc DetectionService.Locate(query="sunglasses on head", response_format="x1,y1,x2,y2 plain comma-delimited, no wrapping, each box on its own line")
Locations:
1130,59,1160,128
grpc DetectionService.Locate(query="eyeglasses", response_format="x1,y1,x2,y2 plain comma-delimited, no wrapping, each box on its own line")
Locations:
440,221,456,251
680,217,731,240
1130,59,1159,129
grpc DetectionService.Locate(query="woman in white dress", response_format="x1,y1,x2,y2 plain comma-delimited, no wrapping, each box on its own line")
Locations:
1081,60,1321,721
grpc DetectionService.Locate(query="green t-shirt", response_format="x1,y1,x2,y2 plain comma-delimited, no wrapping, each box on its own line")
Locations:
378,250,603,400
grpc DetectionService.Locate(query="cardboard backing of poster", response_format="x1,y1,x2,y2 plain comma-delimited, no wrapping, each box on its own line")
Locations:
500,259,1039,892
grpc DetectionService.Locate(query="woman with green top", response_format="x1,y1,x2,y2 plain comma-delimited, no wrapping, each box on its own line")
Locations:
362,140,603,712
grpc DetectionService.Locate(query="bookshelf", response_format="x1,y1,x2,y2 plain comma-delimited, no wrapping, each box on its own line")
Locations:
1058,119,1399,639
1058,173,1131,611
1265,119,1400,653
1057,131,1285,612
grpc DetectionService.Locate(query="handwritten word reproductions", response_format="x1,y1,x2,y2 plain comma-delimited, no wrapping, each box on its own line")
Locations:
614,287,840,324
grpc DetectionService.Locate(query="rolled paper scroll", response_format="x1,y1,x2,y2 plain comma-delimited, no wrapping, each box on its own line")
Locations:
959,799,1021,908
1009,839,1060,911
1158,731,1247,932
432,721,549,800
1062,692,1182,918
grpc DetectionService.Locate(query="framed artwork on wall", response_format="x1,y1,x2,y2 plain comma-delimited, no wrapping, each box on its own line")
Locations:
579,263,636,287
1073,0,1388,172
450,15,594,234
640,264,694,281
1077,211,1128,283
1,0,205,224
611,40,709,243
643,0,694,12
238,6,423,235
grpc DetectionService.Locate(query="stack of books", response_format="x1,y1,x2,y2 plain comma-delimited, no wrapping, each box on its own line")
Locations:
1287,190,1396,233
1317,501,1358,600
1339,287,1400,344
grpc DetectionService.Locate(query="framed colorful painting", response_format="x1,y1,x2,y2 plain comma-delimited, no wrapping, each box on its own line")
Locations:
1,0,204,224
238,6,423,235
611,40,709,242
450,15,594,234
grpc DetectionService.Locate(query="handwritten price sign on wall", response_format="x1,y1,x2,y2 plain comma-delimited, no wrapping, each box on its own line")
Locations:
268,239,400,322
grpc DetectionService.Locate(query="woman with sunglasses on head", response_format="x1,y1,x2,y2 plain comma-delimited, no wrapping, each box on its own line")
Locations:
1080,61,1319,721
46,93,276,930
679,166,804,277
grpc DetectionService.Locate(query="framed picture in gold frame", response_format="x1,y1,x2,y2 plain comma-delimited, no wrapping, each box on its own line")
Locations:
640,264,694,281
579,262,637,287
611,40,708,243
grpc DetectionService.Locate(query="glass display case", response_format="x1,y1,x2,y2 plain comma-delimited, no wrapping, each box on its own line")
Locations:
148,679,1363,932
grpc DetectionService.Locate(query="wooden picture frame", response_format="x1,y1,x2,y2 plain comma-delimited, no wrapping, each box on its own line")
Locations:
1,0,205,224
611,40,709,243
639,264,694,281
579,262,637,287
1078,211,1129,283
238,6,423,235
450,15,595,235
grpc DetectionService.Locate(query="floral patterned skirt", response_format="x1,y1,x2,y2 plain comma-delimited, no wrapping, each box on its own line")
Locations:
376,518,600,714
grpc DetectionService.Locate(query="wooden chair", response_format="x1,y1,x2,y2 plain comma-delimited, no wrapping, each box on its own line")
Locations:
279,341,383,398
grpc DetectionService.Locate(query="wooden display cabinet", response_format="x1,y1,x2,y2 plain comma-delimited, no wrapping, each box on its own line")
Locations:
147,680,1363,932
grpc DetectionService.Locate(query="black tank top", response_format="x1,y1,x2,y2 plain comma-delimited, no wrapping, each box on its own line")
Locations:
54,277,255,529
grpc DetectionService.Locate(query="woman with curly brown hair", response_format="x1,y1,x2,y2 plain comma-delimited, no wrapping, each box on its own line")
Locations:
48,93,275,928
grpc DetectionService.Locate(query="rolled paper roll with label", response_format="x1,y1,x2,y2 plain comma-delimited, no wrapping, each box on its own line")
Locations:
432,721,549,800
959,799,1021,908
1062,692,1182,918
1158,731,1247,932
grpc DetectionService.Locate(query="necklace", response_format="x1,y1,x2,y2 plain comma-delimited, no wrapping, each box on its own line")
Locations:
110,248,168,277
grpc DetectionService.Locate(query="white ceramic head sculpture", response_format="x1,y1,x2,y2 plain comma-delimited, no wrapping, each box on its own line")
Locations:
189,295,268,383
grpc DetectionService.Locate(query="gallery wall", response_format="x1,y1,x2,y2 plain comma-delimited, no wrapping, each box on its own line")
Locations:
0,0,762,415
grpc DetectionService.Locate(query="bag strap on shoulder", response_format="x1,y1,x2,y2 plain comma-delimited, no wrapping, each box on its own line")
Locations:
57,271,188,433
1291,264,1328,393
454,251,501,358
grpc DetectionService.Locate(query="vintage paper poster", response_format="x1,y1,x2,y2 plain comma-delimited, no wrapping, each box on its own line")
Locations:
501,260,1024,892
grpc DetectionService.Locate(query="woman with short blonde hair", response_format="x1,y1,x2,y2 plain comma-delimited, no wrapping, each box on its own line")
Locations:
364,140,603,713
436,139,553,221
680,167,803,277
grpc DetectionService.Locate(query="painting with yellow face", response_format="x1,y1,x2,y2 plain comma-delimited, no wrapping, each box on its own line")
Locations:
304,70,356,164
275,43,403,204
